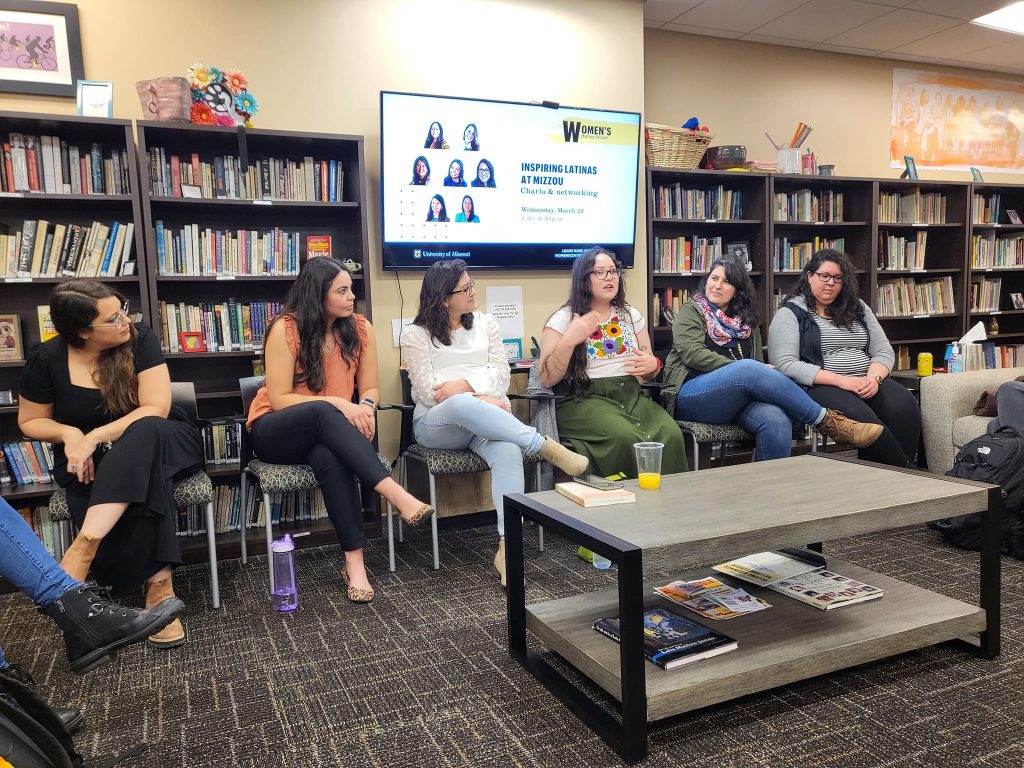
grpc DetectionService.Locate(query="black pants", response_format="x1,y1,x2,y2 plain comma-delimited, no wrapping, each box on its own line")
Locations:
250,401,390,551
806,378,921,467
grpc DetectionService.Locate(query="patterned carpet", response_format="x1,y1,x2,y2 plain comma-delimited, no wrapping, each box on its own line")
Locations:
1,518,1022,768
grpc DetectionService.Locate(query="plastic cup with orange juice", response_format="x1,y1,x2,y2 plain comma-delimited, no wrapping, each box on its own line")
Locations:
634,442,664,490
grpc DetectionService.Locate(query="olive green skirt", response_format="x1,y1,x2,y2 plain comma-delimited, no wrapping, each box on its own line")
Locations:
554,376,688,479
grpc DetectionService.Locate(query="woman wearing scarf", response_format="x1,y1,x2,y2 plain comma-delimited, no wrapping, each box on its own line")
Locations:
663,256,882,461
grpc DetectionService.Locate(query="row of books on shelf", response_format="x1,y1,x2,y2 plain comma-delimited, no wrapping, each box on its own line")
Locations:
147,148,345,203
652,236,723,273
176,485,326,537
1,440,54,486
157,299,282,353
652,287,691,321
593,550,882,671
881,231,927,270
963,341,1024,370
878,189,947,224
204,419,241,465
876,276,956,317
652,184,742,220
0,219,134,278
971,193,1001,224
772,189,844,223
15,504,67,561
971,232,1024,268
154,221,304,276
970,277,1002,312
771,237,845,272
2,134,130,196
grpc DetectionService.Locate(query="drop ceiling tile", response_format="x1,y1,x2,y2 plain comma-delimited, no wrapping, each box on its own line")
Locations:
645,18,666,29
858,0,916,5
661,22,745,39
827,9,960,50
642,0,703,24
875,51,947,64
754,0,893,42
671,0,809,34
902,0,1011,22
812,42,882,56
740,33,820,48
891,22,1015,57
958,37,1024,68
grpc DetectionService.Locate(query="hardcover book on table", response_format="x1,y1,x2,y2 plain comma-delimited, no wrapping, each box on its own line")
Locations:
555,481,635,507
593,605,737,670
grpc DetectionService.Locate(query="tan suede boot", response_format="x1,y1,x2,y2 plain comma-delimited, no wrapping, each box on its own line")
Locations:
539,437,589,478
494,538,506,589
818,410,884,448
59,532,100,582
145,577,185,649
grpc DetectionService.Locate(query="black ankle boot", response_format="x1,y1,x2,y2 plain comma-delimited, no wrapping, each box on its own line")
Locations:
0,663,83,734
40,585,185,674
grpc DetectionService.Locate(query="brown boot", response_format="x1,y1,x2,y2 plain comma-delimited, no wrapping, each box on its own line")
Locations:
494,538,506,589
818,410,884,448
59,532,100,582
539,437,589,478
145,577,185,649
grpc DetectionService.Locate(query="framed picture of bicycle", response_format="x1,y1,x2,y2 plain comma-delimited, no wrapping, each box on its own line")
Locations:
0,1,84,97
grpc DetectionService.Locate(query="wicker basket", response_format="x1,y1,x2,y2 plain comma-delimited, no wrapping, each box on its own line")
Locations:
645,123,714,169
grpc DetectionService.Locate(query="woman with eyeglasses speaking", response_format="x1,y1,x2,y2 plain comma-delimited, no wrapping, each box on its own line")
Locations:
768,249,921,467
539,247,687,479
17,279,205,650
402,260,588,587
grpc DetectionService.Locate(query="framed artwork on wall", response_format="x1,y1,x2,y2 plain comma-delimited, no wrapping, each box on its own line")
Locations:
76,79,112,117
0,1,84,97
502,338,522,362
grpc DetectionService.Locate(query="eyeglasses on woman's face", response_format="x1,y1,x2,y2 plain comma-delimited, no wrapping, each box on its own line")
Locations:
91,299,130,329
449,280,476,296
591,268,620,280
813,271,843,285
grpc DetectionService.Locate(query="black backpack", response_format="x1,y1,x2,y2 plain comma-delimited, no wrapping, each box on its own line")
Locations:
931,426,1024,556
0,673,146,768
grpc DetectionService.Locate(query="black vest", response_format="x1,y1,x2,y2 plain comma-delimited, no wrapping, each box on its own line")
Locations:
782,300,868,369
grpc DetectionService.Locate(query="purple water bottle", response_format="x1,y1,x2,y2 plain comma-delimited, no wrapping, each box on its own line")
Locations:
271,533,298,612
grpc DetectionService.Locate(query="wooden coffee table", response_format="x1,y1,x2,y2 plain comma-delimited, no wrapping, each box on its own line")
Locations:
504,455,1001,763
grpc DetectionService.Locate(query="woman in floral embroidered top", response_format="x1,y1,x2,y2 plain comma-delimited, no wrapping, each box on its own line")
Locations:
539,247,687,478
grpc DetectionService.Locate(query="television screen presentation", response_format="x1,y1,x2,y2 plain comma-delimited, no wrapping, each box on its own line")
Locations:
380,91,641,270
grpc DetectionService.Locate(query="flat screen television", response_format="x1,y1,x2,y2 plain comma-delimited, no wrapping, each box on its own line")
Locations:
380,91,641,270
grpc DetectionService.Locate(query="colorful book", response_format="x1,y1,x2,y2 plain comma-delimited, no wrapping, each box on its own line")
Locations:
305,235,332,259
593,605,737,670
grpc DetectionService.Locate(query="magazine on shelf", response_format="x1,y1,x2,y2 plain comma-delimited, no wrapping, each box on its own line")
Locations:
713,551,883,610
593,605,737,670
655,577,771,620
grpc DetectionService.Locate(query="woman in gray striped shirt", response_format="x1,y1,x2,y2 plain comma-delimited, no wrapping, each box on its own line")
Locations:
768,249,921,467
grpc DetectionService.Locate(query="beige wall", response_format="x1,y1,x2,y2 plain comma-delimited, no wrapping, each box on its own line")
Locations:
0,0,647,457
645,28,1024,185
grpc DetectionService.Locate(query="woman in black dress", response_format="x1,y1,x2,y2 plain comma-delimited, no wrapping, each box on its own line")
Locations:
18,280,204,650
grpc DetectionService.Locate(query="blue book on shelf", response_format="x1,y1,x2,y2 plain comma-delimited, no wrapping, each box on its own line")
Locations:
3,443,23,485
99,221,119,275
156,220,166,274
328,161,337,203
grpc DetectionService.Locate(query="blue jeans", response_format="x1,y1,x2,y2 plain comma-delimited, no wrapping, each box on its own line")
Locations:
0,497,80,668
675,359,825,461
413,393,545,537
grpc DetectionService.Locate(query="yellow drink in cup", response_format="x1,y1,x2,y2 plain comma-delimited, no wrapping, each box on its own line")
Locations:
634,442,664,490
638,472,661,490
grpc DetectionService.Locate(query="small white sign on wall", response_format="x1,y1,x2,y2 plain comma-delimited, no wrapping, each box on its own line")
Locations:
486,286,524,340
391,317,415,348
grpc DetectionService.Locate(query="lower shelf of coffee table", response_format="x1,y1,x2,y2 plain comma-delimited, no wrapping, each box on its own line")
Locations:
526,559,986,722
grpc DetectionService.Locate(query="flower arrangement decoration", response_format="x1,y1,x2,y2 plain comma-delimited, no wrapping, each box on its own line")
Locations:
186,62,258,127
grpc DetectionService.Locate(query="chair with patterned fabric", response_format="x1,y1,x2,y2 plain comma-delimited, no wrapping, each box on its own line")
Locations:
237,376,392,593
47,382,221,608
385,369,545,572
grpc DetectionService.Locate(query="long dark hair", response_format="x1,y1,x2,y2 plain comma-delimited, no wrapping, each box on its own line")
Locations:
789,249,861,328
463,123,479,151
411,155,429,185
460,195,476,222
698,256,760,326
268,258,360,392
50,279,138,417
471,158,495,188
424,121,444,149
552,247,627,399
426,194,448,222
412,259,475,346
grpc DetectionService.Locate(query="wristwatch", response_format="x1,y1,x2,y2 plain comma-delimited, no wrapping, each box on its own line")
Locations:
360,397,377,412
873,374,883,383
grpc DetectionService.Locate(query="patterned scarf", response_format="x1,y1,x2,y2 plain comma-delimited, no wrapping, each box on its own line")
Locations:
693,293,752,347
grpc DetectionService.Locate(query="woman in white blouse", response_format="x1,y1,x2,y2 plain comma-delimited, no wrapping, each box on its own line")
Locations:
401,260,588,586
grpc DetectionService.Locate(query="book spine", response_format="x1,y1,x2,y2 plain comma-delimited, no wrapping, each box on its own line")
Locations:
90,143,104,194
